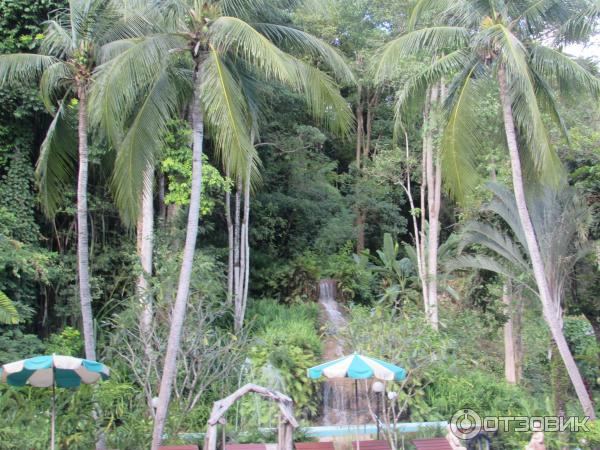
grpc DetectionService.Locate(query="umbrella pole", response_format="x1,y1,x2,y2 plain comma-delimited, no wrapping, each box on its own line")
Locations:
354,379,359,450
51,379,56,450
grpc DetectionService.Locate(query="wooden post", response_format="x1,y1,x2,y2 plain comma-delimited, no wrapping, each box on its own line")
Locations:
205,424,218,450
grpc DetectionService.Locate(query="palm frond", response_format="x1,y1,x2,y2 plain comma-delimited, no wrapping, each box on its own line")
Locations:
287,57,354,138
201,48,259,184
461,222,530,270
209,16,296,87
530,44,600,99
556,0,600,44
509,0,562,32
407,0,455,30
394,49,472,124
530,67,569,142
40,19,74,59
96,38,137,64
111,62,189,225
440,62,480,201
89,33,186,146
496,24,564,186
36,99,78,217
252,23,354,84
40,62,73,112
445,254,518,280
484,182,528,248
0,54,58,87
375,26,469,82
0,290,19,325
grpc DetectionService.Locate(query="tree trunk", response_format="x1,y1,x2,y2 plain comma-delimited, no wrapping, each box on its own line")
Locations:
233,159,252,332
355,84,365,252
151,68,205,450
233,176,242,328
76,86,96,362
225,164,234,304
503,281,519,384
137,164,154,377
401,131,427,300
241,162,251,330
425,84,440,330
498,65,596,419
78,85,106,450
158,170,166,223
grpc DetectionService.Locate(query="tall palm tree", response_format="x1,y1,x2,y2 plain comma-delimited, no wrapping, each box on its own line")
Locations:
448,182,591,403
376,0,600,417
90,1,353,446
0,0,146,362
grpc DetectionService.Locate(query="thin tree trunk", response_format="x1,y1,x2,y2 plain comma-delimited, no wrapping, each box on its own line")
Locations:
401,130,427,295
240,162,251,332
503,281,518,384
76,86,96,362
137,164,154,375
355,84,365,252
425,84,440,330
225,164,234,304
151,69,205,450
233,176,242,327
158,170,166,223
498,65,596,419
420,89,431,316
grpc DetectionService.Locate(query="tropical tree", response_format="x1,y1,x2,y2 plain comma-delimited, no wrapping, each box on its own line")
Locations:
90,1,353,447
448,182,592,411
0,0,147,363
376,0,600,418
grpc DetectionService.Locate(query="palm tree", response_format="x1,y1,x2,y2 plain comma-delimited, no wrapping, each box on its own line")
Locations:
90,1,353,446
448,182,592,408
376,0,600,418
0,0,146,362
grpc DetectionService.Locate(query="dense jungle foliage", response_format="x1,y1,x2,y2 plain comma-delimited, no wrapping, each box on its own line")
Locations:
0,0,599,449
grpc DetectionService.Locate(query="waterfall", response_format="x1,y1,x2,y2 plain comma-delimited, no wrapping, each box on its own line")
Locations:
318,279,354,426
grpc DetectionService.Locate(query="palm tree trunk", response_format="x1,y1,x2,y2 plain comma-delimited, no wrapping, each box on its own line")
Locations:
76,86,96,362
151,69,205,450
498,65,596,419
137,164,154,373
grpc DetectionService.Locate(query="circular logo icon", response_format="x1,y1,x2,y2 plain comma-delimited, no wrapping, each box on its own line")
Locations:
450,408,482,440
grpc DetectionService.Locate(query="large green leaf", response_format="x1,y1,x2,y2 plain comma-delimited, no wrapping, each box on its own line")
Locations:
0,291,19,325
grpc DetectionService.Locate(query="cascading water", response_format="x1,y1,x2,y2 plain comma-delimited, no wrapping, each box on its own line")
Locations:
318,278,356,426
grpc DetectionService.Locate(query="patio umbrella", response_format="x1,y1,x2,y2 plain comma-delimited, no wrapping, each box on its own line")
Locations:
0,354,110,450
307,353,406,443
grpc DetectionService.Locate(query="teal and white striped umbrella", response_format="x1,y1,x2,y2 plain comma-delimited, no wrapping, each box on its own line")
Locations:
0,354,110,387
307,353,406,381
0,354,110,450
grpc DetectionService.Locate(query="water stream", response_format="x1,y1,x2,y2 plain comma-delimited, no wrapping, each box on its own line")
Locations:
318,279,361,426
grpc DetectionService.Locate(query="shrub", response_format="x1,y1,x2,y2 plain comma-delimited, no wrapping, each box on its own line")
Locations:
240,298,322,427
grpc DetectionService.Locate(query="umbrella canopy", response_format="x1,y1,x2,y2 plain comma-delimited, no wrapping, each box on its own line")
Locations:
307,353,406,381
0,354,110,388
0,354,110,450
